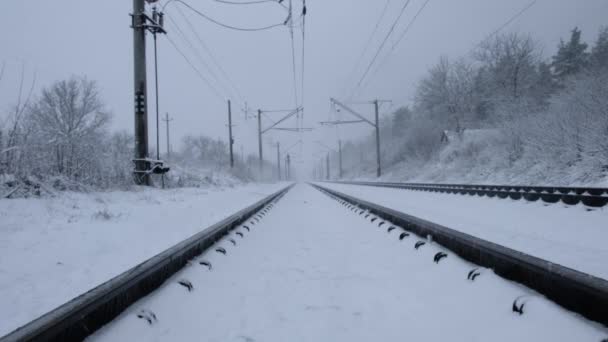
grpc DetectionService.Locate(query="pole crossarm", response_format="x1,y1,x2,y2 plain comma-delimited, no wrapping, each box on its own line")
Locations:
330,98,375,127
319,120,365,125
261,106,302,134
272,127,313,132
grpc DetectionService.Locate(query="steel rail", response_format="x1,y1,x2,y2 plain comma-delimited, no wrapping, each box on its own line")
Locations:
312,183,608,327
0,184,294,342
327,181,608,207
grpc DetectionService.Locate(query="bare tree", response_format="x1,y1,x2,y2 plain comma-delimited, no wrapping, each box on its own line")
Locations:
27,76,110,178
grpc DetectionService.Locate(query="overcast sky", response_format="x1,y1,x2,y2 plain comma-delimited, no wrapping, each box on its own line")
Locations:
1,0,607,175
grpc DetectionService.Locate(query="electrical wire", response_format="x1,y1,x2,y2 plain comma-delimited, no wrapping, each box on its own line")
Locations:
363,0,431,88
163,0,287,31
164,34,225,101
341,0,391,98
173,5,246,105
349,0,412,98
483,0,537,42
165,14,234,101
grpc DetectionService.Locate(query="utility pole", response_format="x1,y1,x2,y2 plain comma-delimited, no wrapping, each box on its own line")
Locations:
326,152,330,180
163,113,173,161
227,100,234,168
374,100,381,177
338,139,343,179
276,142,281,181
132,0,149,185
325,98,387,178
256,107,301,180
286,154,291,180
257,109,263,175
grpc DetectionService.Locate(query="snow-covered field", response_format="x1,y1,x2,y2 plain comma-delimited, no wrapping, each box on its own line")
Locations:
89,184,607,341
0,182,287,337
319,182,608,280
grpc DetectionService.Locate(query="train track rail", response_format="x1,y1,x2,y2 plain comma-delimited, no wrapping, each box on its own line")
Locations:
0,185,293,342
312,183,608,327
328,180,608,207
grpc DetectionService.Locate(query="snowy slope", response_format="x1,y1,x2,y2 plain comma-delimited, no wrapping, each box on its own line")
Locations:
319,182,608,280
89,185,606,341
0,182,287,336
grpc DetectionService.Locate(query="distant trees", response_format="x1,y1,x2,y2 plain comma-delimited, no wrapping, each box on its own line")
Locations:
341,25,608,185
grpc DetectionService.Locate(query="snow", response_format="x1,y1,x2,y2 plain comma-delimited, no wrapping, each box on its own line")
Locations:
318,182,608,280
89,184,606,341
0,182,287,337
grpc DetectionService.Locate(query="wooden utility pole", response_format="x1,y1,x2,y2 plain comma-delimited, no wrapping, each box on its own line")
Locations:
286,154,291,180
326,152,330,180
132,0,149,185
163,113,173,160
338,139,343,179
374,99,381,177
228,100,234,168
257,109,263,175
276,142,281,181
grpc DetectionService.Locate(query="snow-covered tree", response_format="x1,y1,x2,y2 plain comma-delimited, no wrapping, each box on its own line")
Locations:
27,77,110,178
590,26,608,70
551,27,589,80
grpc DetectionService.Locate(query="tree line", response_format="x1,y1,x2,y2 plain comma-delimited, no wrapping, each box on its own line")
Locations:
0,74,262,195
338,26,608,184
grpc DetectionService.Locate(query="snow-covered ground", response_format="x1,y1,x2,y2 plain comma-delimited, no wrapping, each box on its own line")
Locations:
0,182,287,337
89,184,607,341
319,182,608,280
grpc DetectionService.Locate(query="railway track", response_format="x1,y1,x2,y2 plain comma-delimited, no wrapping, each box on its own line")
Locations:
0,185,293,342
328,181,608,207
2,182,607,341
312,183,608,327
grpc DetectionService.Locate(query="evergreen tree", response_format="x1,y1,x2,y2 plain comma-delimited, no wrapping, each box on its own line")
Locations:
590,26,608,70
551,27,589,79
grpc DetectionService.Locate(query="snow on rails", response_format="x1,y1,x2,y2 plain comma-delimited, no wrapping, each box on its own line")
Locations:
1,183,607,341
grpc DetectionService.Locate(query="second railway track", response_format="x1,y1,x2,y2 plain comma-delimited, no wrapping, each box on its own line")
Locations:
328,180,608,207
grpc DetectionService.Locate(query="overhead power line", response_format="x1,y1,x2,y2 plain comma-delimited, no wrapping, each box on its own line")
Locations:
165,14,234,101
483,0,538,42
163,0,287,31
350,0,413,98
341,0,391,97
364,0,432,87
164,33,225,101
173,5,246,105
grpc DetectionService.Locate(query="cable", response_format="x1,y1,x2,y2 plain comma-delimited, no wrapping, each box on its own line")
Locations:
483,0,537,42
165,14,234,101
163,0,286,31
173,6,246,105
349,0,412,98
364,0,431,88
165,34,225,101
341,0,390,97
